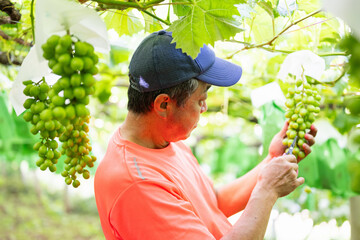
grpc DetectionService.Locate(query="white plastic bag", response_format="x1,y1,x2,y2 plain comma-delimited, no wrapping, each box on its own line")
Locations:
10,0,110,115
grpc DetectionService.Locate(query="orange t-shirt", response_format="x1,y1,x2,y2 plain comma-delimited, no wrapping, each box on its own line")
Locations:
94,127,232,240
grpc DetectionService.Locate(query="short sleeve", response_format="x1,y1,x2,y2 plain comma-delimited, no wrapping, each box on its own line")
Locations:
109,180,217,240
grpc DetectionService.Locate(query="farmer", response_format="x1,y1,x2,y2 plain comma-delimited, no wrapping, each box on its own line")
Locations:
94,30,317,240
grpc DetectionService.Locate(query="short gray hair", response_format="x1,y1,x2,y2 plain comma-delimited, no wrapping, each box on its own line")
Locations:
127,75,199,114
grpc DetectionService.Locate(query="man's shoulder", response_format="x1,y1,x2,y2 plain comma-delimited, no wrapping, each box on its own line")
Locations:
95,132,198,188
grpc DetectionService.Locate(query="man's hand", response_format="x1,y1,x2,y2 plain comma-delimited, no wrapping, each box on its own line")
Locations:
256,154,304,198
268,121,318,162
221,154,305,240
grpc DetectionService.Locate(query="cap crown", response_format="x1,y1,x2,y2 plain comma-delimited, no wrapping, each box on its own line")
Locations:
129,30,215,92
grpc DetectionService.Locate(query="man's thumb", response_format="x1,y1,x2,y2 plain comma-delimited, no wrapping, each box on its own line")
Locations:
279,121,289,137
296,177,305,186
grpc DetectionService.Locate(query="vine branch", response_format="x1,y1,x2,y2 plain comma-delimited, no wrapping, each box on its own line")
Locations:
227,40,347,57
0,51,22,65
92,0,171,26
92,0,165,10
0,29,32,46
30,0,35,42
0,0,21,24
226,9,322,59
143,9,170,25
321,67,347,87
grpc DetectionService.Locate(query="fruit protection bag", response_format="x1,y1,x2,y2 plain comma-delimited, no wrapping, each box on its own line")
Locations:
9,0,109,116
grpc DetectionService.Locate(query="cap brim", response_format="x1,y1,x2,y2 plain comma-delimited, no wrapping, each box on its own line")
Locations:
196,57,242,87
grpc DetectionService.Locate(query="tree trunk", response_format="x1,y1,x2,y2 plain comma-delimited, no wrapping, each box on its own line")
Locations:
63,184,71,213
350,195,360,240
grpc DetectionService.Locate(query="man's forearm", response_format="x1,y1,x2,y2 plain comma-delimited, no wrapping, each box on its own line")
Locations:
221,184,278,240
216,155,272,217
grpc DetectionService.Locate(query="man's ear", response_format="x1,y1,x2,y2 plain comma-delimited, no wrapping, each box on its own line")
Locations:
153,94,171,118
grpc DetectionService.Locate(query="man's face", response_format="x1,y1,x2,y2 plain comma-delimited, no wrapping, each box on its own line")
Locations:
165,81,211,142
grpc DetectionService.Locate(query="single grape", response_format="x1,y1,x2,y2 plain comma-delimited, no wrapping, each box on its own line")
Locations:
74,41,89,56
70,57,84,71
72,179,80,188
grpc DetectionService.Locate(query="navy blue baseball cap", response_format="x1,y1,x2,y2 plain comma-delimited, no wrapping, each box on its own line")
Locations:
129,30,242,92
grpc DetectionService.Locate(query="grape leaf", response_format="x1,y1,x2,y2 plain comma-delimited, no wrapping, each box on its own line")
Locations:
235,3,256,19
297,0,321,13
258,0,274,20
277,0,297,16
103,9,143,36
250,5,274,44
167,0,245,58
333,111,360,134
172,0,192,17
142,11,163,33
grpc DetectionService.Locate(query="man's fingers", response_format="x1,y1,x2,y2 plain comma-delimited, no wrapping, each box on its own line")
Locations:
293,163,299,172
296,177,305,187
294,124,317,162
284,154,297,163
305,133,315,146
302,144,312,156
280,121,289,137
309,124,318,138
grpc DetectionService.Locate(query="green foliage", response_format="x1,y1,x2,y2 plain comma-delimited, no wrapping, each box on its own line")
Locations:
332,110,360,134
250,5,275,44
94,75,115,103
142,11,163,33
348,151,360,194
299,138,354,197
235,3,256,20
257,0,276,20
172,0,192,16
110,45,131,66
168,0,245,58
0,91,38,164
104,9,143,36
297,0,322,14
214,136,260,177
0,170,104,240
259,101,285,157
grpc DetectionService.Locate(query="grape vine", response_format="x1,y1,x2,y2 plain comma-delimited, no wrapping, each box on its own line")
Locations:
22,34,98,188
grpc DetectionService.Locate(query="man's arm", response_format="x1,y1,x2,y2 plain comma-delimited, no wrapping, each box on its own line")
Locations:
216,154,271,217
216,122,289,217
221,184,277,240
221,155,304,240
216,122,317,217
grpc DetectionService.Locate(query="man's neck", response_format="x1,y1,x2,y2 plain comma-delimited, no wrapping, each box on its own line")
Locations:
120,111,170,149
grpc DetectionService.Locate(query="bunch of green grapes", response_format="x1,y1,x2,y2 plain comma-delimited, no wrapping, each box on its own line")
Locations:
282,77,321,159
23,78,64,172
22,34,98,188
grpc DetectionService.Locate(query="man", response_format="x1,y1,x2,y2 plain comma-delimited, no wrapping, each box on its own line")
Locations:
94,30,317,240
